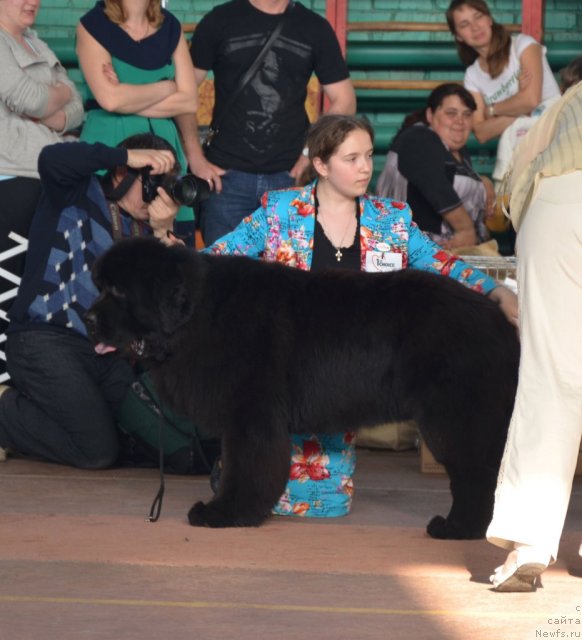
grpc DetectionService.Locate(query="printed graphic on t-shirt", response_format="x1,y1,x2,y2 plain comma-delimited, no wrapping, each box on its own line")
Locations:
226,37,312,154
484,69,520,105
246,50,285,149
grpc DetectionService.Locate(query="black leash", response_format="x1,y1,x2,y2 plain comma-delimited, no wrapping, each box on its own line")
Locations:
131,380,166,522
131,377,217,522
148,415,165,523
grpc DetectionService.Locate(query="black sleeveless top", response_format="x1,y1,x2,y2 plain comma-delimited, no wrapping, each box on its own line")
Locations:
311,197,361,272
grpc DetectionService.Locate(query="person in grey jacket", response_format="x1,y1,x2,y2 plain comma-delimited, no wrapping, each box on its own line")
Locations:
0,0,84,376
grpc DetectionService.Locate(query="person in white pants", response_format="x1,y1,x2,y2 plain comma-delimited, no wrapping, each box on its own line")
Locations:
487,80,582,592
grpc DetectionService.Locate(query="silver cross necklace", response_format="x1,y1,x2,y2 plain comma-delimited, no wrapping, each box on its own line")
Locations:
316,197,358,262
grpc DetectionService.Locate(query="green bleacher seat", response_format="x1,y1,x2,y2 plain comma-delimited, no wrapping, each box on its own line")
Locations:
348,39,581,72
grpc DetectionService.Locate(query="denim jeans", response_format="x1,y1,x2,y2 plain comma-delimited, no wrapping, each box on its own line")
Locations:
0,329,134,468
200,169,295,245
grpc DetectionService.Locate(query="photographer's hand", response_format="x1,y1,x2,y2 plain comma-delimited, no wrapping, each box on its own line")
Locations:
148,186,179,245
126,149,175,175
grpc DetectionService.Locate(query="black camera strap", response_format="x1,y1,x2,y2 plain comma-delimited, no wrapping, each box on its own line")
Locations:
101,168,139,202
204,1,295,149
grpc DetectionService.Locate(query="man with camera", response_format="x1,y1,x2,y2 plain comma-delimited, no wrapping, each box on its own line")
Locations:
0,133,184,469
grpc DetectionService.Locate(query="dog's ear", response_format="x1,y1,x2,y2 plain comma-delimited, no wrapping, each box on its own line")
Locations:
156,270,194,334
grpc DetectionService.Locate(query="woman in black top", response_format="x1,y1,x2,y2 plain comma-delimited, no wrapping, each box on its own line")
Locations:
377,83,496,251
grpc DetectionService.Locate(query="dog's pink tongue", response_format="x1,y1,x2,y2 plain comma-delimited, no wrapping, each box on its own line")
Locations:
94,343,117,355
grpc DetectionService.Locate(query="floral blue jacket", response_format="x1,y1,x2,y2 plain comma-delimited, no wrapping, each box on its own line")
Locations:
207,180,496,294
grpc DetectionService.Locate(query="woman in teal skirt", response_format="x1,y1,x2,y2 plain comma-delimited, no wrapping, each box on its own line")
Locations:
76,0,199,239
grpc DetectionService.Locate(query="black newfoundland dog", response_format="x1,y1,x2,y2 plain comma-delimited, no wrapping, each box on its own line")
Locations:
85,237,519,538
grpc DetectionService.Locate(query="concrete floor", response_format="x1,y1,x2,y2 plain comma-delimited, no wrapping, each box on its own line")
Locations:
0,449,581,640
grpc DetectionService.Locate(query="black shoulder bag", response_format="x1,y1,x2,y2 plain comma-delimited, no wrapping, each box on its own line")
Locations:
202,2,294,151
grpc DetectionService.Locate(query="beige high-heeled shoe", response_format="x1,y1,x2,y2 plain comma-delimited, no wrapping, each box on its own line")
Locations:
490,545,551,592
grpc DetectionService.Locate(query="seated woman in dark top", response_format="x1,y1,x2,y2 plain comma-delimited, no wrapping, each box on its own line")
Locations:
377,83,496,251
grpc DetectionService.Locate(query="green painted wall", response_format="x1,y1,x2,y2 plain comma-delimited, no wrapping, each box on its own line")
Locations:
35,0,582,44
33,0,582,181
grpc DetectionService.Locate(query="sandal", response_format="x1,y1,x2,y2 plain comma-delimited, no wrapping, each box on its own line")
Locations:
490,546,550,592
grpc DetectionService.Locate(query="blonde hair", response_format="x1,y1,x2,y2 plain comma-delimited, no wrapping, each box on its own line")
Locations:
104,0,164,28
446,0,511,79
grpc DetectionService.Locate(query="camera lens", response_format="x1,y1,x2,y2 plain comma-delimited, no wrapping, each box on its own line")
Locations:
141,169,210,207
170,175,210,207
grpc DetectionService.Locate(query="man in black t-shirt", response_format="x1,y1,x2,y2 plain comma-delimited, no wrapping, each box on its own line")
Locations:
185,0,356,245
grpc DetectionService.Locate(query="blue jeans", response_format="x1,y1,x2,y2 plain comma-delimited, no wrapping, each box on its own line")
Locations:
0,329,134,469
200,169,295,245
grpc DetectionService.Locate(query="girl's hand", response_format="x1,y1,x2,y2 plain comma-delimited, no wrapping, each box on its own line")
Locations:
488,286,519,328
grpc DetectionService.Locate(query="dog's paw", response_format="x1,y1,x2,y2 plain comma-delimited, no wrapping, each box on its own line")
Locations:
426,515,486,540
188,500,269,528
188,501,228,527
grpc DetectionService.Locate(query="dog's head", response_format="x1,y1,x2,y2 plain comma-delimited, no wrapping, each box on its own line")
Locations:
85,238,197,361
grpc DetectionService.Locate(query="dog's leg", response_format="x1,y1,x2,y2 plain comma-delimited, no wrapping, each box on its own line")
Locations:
188,424,291,528
426,463,497,540
415,393,505,541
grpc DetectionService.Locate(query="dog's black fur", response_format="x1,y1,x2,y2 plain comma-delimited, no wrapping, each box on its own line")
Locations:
86,237,519,538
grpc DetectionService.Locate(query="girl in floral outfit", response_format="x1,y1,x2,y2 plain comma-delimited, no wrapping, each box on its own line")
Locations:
207,114,517,517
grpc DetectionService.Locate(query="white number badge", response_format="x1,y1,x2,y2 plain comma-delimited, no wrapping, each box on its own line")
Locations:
365,250,403,273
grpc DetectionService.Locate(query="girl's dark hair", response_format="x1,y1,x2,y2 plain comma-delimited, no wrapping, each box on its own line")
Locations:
446,0,511,79
559,56,582,93
300,115,374,185
394,83,477,139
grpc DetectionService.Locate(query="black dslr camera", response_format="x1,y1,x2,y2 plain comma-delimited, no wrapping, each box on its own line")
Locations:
140,168,210,207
